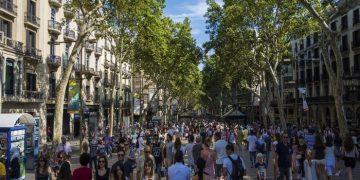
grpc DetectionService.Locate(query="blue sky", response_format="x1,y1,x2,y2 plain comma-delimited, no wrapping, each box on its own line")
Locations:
164,0,223,48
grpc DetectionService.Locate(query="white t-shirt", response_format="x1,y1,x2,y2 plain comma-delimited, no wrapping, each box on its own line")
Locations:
247,135,258,152
214,139,228,164
56,142,72,155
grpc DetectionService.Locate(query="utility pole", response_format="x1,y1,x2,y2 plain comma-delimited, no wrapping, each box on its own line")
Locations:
131,63,134,126
294,60,299,127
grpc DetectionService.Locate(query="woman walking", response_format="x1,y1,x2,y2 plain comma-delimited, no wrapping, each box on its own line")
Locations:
201,138,216,179
343,135,359,180
35,155,52,180
96,155,110,180
313,134,326,180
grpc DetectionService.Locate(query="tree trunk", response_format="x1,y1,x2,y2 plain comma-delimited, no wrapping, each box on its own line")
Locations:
109,61,118,137
53,27,87,143
274,81,287,130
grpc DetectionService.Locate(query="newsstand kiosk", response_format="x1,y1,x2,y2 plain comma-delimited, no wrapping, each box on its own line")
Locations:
0,113,36,180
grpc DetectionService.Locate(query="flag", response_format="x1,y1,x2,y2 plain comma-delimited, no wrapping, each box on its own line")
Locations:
298,88,306,95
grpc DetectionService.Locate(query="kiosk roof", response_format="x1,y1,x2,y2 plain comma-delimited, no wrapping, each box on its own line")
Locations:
0,113,35,127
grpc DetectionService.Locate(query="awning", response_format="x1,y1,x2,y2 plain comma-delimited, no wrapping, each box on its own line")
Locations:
0,113,35,128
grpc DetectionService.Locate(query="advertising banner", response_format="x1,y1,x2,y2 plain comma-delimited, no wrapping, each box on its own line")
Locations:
68,79,80,112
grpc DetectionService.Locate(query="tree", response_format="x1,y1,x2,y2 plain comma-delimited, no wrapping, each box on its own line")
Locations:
204,0,310,129
298,0,349,136
53,0,108,143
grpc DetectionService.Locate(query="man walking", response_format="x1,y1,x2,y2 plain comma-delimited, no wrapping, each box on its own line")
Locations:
168,151,191,180
214,132,228,179
152,134,164,179
247,131,257,167
275,133,293,180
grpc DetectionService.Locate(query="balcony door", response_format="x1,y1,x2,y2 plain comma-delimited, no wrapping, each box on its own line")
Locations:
5,59,14,95
26,30,35,48
26,73,37,91
1,19,12,38
28,0,36,16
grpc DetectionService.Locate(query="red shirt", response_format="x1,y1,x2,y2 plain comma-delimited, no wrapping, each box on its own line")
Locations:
72,166,92,180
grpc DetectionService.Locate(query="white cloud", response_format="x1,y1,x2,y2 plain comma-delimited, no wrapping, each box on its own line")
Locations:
215,0,224,6
166,1,208,22
191,29,201,35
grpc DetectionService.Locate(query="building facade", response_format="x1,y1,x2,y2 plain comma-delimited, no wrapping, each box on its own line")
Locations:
0,0,131,143
287,0,360,133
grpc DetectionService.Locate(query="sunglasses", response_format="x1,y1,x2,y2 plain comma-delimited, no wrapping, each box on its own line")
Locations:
118,154,124,156
98,160,105,163
283,136,289,138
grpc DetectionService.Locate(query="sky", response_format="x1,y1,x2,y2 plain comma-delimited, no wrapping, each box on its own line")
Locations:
164,0,224,51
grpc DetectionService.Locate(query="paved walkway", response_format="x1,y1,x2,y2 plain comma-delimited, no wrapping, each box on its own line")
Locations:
25,140,360,179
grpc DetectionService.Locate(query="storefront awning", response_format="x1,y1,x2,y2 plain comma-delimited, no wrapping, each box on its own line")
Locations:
0,113,35,128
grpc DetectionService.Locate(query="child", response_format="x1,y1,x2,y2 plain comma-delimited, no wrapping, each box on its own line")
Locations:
255,153,267,180
325,136,335,180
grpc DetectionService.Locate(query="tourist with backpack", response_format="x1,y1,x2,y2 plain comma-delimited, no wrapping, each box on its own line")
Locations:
247,130,258,168
223,144,246,180
275,133,293,180
256,134,266,155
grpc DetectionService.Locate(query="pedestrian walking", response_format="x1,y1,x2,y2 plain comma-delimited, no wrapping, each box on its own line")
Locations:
165,134,174,167
333,131,343,176
57,152,71,180
95,155,110,180
110,150,126,179
255,153,266,180
201,138,216,179
151,134,164,179
184,134,195,171
110,163,125,180
313,134,326,179
9,148,21,180
56,136,72,157
89,137,99,170
0,156,5,180
325,136,336,180
72,153,91,180
143,157,156,180
213,131,227,179
35,155,52,180
222,144,246,180
275,133,292,180
247,130,257,167
343,135,359,180
168,151,191,180
297,136,307,179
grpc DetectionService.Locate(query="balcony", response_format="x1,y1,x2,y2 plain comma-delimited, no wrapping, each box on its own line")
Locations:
47,55,61,71
122,84,131,91
63,3,75,19
85,43,94,52
0,0,17,18
24,47,42,66
48,0,62,8
24,12,40,29
48,20,61,35
63,29,76,42
95,47,102,56
352,41,360,50
3,36,23,53
307,96,334,103
81,66,97,78
22,90,44,102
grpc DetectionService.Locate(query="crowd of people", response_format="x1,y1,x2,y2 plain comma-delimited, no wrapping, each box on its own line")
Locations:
20,120,359,180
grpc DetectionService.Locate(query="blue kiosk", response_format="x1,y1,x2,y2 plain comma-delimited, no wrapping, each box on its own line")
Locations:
0,113,37,179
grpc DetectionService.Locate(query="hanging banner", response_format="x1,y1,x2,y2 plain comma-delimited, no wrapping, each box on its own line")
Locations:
303,100,309,112
68,79,80,112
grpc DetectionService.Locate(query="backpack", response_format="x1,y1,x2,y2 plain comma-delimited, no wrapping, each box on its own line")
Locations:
256,141,265,153
228,155,244,180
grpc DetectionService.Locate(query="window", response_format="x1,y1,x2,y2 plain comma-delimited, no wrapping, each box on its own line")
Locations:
26,73,37,91
354,54,360,71
354,9,360,25
342,35,348,51
341,15,348,30
29,1,36,15
314,48,319,58
1,19,12,38
353,30,360,48
51,8,56,21
314,33,318,44
343,58,350,74
49,74,56,98
65,20,70,31
331,21,337,31
306,36,311,47
5,59,14,95
307,51,312,59
86,86,90,98
26,30,35,48
86,53,90,70
50,38,55,56
95,57,99,71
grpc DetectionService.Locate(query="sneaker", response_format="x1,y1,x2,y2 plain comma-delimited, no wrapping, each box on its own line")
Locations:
335,170,341,176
